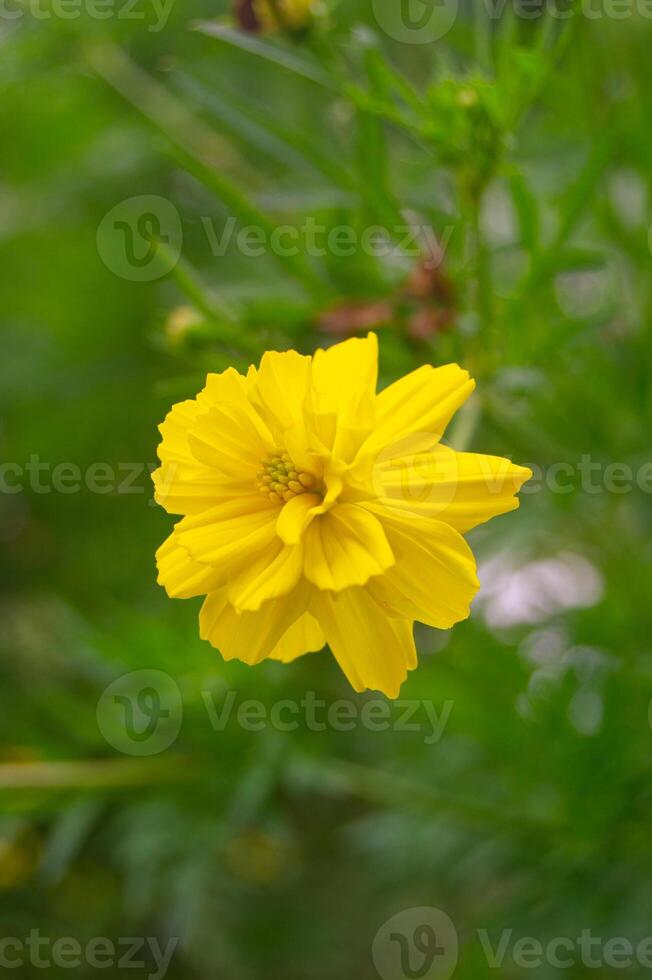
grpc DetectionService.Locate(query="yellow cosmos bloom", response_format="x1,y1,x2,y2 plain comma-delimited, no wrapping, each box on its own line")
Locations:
153,334,531,698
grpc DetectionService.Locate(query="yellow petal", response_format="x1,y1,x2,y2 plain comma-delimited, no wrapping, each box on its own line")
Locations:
156,534,226,599
157,399,204,465
249,349,312,440
228,539,303,612
276,492,322,544
156,368,249,466
155,370,274,511
303,503,394,591
283,419,323,475
152,462,237,516
312,334,377,410
310,334,378,459
363,363,475,460
311,587,416,698
200,584,310,665
199,366,248,407
269,613,325,663
176,496,277,565
375,445,532,532
364,503,479,628
188,402,272,479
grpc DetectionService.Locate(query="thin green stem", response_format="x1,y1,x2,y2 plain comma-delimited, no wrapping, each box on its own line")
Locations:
161,247,263,358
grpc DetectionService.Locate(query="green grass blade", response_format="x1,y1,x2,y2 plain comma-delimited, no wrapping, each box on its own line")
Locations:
85,42,329,299
192,21,336,90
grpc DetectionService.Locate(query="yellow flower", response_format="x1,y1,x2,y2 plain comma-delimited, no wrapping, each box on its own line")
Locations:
154,334,531,698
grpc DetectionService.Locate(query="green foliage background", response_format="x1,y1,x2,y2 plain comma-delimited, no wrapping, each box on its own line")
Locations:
1,0,652,976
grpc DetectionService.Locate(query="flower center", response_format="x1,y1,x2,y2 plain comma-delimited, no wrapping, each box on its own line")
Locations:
256,452,319,504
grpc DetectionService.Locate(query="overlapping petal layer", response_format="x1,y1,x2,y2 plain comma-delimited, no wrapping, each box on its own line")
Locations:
311,586,416,699
362,504,480,628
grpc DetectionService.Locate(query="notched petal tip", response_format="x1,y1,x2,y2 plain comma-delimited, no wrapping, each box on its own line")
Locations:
514,464,534,489
312,588,416,699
